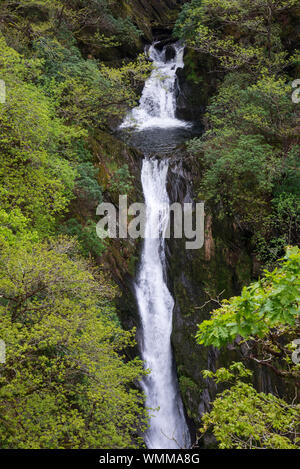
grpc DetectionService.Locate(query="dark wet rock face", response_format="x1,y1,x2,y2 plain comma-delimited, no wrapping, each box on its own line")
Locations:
175,49,221,122
165,44,176,62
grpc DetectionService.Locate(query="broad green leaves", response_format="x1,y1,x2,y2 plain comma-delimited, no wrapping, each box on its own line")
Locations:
196,246,300,348
197,250,300,449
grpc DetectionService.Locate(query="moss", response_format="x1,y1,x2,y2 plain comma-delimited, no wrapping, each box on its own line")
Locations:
112,0,185,42
179,375,198,395
128,252,139,277
236,250,253,285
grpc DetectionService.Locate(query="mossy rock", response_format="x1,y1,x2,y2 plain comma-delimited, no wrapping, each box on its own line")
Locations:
116,0,187,41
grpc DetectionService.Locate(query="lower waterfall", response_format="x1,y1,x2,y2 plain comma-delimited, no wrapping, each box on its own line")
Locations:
135,159,191,449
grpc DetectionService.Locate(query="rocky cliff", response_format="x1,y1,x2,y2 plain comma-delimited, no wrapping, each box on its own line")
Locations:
92,0,281,446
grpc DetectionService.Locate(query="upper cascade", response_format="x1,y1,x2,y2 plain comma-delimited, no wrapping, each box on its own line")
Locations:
120,42,189,130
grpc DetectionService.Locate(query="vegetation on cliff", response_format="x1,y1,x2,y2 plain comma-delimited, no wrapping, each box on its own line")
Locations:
175,0,300,449
196,247,300,449
0,238,147,449
175,0,300,267
0,0,151,449
201,363,299,449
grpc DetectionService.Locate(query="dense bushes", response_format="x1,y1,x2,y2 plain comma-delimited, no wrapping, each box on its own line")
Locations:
0,0,150,245
0,238,147,448
0,0,142,51
0,0,150,448
0,36,77,237
175,0,300,266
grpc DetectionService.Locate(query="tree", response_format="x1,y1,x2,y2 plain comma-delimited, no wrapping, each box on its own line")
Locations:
196,246,300,384
60,0,142,49
0,0,141,50
45,54,151,129
0,238,148,448
0,34,78,236
186,71,300,264
1,1,151,131
175,0,299,75
196,248,300,449
200,363,299,449
175,1,300,267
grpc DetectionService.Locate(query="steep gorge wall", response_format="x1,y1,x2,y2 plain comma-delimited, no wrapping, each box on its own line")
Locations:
92,0,279,444
166,159,253,430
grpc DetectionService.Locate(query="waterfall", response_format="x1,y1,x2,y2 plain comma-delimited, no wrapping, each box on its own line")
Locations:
121,42,191,449
136,159,190,449
120,42,189,130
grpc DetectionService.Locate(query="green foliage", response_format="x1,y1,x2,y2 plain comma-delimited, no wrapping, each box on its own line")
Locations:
61,0,142,48
0,2,150,247
188,73,299,222
61,219,106,258
50,57,150,129
197,247,300,449
196,246,300,348
191,131,278,223
75,163,103,203
196,73,298,142
0,238,147,449
174,0,203,39
0,209,39,246
178,1,300,264
0,3,153,449
0,0,141,51
110,164,134,195
186,71,300,262
0,35,78,236
34,36,151,130
1,0,151,132
175,0,299,75
179,375,199,395
200,363,299,449
254,191,300,267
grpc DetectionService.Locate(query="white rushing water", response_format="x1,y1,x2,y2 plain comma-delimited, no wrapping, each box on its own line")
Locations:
120,42,189,130
135,159,191,449
121,41,191,449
